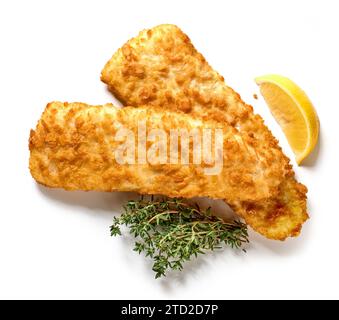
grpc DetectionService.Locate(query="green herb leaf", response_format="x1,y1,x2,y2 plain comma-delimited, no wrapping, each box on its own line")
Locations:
110,197,249,278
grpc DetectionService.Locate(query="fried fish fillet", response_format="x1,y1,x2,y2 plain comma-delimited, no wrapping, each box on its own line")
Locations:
101,24,308,240
29,102,282,201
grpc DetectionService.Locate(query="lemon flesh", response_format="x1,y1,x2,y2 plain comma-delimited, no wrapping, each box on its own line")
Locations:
255,74,319,165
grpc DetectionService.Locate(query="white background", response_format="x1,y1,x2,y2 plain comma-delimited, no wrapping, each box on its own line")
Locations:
0,0,337,299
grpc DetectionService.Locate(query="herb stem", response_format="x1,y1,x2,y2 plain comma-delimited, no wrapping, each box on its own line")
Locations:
110,197,248,278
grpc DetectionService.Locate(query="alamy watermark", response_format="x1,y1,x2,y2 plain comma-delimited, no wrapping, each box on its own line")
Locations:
114,121,224,175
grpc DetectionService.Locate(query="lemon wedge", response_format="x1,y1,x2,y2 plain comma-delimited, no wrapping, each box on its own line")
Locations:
255,74,319,165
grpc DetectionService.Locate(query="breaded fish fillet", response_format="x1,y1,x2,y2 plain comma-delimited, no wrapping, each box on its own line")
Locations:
29,102,282,201
101,24,308,240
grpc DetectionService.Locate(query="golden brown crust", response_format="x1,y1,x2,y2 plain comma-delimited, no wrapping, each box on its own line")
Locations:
101,24,290,185
101,24,308,240
29,102,282,201
229,179,308,240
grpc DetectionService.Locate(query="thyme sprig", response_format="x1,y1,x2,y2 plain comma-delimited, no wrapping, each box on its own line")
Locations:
110,197,249,278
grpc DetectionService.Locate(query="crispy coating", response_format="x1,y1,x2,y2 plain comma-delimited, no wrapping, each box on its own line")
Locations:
101,24,308,240
29,102,282,201
230,178,308,239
